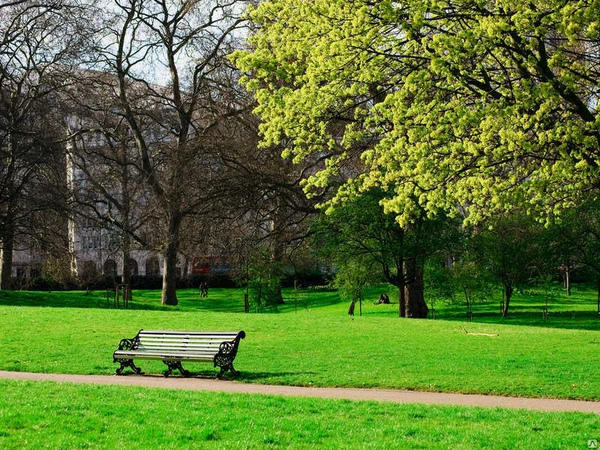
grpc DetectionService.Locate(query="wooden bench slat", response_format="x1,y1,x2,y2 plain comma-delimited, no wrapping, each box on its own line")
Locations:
113,351,216,360
141,331,239,337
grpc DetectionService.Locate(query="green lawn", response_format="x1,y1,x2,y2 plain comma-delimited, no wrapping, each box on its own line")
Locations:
0,379,598,450
0,285,599,399
0,285,599,449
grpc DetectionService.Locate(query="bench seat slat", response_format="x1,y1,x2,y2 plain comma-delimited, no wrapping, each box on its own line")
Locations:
137,350,221,355
140,340,231,344
141,331,239,337
140,337,238,342
114,351,216,360
114,351,216,357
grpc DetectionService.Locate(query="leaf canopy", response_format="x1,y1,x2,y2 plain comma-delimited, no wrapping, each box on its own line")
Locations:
233,0,600,226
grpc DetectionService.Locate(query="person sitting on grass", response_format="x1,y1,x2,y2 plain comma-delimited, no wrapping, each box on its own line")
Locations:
377,293,389,304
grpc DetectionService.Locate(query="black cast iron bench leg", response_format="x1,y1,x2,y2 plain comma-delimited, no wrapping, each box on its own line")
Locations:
163,360,191,377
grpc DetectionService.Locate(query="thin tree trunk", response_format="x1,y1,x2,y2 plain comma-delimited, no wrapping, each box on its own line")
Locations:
120,159,131,291
269,204,285,304
502,283,513,317
0,227,14,290
563,266,571,296
120,231,131,303
161,216,181,306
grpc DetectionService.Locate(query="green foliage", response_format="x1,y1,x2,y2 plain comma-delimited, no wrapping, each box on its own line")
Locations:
312,188,459,291
330,258,380,316
234,246,284,312
247,277,283,312
331,259,380,302
546,197,600,285
447,260,496,307
312,189,398,286
233,0,600,227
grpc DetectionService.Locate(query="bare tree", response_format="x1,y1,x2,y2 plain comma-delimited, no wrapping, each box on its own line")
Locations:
0,0,92,289
83,0,249,304
61,67,159,290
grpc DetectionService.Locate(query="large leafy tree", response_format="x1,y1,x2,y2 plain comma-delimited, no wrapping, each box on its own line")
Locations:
234,0,600,228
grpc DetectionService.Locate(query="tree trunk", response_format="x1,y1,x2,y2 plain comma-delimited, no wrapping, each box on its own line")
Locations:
269,206,285,305
404,260,428,318
1,159,17,291
398,285,406,318
502,283,513,317
120,232,131,304
563,266,571,296
0,228,14,290
120,154,131,290
161,216,180,306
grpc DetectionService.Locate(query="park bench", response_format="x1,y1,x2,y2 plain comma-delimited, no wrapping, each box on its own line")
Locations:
113,330,246,378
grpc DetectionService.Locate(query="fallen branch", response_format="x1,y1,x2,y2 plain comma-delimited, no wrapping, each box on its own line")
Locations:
459,326,499,337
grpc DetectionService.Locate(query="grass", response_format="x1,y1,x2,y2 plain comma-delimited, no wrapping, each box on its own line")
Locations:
0,285,599,399
0,379,598,449
1,285,599,448
432,283,600,330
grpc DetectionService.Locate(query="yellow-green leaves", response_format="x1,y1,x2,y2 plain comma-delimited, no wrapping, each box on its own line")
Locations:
234,0,600,226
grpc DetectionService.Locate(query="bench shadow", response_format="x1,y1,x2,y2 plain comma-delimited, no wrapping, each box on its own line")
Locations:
117,371,316,381
183,371,317,381
237,371,317,381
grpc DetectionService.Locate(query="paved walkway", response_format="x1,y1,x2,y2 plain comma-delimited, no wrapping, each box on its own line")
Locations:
1,370,598,415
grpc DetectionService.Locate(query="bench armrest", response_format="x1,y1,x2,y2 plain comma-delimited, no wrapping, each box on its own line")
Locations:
117,337,137,351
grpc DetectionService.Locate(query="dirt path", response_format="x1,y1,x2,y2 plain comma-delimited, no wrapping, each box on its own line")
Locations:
1,370,598,414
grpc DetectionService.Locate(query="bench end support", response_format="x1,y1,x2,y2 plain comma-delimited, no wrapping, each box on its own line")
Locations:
163,360,191,377
114,358,143,375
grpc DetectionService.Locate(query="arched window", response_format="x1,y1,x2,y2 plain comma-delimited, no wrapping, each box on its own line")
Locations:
145,257,160,276
104,259,117,276
127,258,139,276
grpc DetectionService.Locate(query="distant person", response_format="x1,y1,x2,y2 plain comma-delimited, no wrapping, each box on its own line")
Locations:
348,300,356,316
200,281,209,298
378,293,390,304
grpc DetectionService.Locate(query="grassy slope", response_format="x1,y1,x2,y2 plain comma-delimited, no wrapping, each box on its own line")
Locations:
0,286,599,400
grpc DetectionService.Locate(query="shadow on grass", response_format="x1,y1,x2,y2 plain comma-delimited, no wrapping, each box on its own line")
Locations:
112,370,316,382
237,371,317,382
435,305,600,331
427,283,600,331
0,287,345,314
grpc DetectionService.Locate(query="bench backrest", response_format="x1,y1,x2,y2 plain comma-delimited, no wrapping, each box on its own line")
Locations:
136,330,243,356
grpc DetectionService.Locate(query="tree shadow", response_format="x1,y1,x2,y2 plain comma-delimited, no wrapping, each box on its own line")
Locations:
438,308,600,331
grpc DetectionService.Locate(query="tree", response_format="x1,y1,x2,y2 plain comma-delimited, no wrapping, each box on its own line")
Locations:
547,198,600,310
234,1,600,230
313,188,459,318
332,257,379,317
478,215,550,317
86,0,250,305
65,103,151,290
0,0,91,289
